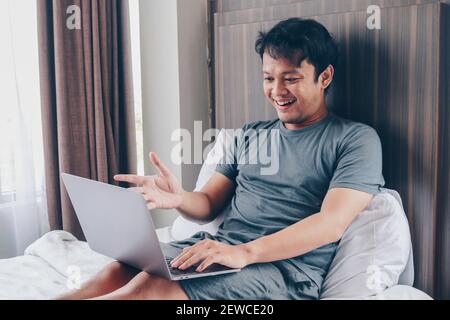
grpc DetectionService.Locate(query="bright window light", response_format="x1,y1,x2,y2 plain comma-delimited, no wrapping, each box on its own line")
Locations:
0,0,44,198
129,0,144,176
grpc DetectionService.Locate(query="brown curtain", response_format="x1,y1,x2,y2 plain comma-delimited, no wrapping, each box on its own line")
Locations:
37,0,137,240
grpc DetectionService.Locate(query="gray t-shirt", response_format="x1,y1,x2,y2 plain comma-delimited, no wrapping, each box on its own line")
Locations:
210,112,385,288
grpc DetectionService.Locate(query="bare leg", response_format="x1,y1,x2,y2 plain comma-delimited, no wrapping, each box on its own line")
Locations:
90,271,189,300
56,261,140,300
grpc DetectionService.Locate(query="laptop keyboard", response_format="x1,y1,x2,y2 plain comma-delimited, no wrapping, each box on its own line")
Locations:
166,259,201,276
165,258,235,278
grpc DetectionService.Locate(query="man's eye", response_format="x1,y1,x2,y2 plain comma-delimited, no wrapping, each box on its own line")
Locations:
264,77,273,81
285,78,300,82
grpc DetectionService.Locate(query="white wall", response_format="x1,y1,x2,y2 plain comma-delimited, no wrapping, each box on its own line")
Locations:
139,0,210,228
177,0,210,195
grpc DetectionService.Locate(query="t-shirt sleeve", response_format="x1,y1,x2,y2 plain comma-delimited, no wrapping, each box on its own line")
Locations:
329,126,385,195
215,130,241,182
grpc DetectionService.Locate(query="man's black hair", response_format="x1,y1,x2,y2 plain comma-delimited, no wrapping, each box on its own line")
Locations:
255,18,338,83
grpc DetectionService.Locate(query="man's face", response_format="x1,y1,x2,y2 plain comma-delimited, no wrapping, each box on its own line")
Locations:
262,52,331,128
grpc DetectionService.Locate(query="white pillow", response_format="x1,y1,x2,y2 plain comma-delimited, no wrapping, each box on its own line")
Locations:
320,189,412,299
170,129,233,240
366,285,432,300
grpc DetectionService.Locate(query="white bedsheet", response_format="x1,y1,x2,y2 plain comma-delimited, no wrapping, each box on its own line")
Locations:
0,230,432,300
0,231,112,300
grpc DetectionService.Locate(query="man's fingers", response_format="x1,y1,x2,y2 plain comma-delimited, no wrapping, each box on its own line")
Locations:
171,248,194,267
196,256,215,272
146,202,157,210
114,174,145,186
179,252,207,270
144,193,158,208
154,175,170,190
149,152,172,177
172,240,215,267
128,187,145,194
142,192,157,203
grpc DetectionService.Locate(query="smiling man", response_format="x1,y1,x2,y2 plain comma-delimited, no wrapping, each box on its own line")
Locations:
59,18,385,300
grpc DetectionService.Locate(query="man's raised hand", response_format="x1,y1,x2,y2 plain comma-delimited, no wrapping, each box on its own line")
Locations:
114,152,185,210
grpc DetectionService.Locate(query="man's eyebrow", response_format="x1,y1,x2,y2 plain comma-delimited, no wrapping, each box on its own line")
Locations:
263,70,302,75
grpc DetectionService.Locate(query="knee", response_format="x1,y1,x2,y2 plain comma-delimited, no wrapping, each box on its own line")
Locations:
97,261,126,282
120,272,152,299
122,272,162,299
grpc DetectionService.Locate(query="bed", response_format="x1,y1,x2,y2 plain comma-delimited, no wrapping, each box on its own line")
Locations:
0,218,431,300
0,130,433,300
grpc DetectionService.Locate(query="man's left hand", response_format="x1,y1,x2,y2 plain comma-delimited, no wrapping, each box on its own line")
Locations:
170,239,252,272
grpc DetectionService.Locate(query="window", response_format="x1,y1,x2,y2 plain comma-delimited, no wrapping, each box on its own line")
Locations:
129,1,144,176
0,0,44,204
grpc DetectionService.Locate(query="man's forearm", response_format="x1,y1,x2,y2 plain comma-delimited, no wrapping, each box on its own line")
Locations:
176,191,215,223
241,212,342,265
241,188,372,266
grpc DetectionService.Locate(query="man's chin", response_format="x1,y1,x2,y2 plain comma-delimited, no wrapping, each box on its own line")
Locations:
273,106,307,123
277,114,304,125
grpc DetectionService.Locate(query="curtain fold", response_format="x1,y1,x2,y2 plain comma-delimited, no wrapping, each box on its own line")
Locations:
37,0,137,240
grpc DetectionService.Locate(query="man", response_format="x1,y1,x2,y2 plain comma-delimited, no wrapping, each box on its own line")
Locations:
59,18,384,300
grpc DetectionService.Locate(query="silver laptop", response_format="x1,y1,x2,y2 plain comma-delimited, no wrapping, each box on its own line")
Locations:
61,173,240,280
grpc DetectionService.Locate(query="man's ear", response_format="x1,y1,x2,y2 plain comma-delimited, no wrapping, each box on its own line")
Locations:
320,65,334,90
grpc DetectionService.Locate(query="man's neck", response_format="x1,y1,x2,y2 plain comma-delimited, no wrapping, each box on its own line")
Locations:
284,106,329,130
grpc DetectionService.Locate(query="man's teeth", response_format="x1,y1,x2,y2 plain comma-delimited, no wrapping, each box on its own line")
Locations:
276,99,296,106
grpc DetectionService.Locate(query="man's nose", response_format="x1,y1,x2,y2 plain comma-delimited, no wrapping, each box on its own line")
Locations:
272,81,288,97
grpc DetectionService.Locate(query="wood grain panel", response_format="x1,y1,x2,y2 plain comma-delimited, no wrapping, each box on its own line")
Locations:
436,2,450,300
215,0,309,12
215,0,439,26
214,0,441,13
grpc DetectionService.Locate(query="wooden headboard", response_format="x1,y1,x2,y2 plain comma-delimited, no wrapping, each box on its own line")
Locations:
210,0,450,299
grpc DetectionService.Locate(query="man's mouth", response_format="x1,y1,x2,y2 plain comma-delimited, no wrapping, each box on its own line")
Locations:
274,98,297,110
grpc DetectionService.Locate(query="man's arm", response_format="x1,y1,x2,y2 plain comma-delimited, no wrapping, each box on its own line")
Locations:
176,172,236,223
170,187,373,271
241,187,373,264
115,152,235,223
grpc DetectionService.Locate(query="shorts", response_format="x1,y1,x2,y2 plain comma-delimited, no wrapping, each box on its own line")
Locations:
178,262,319,300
